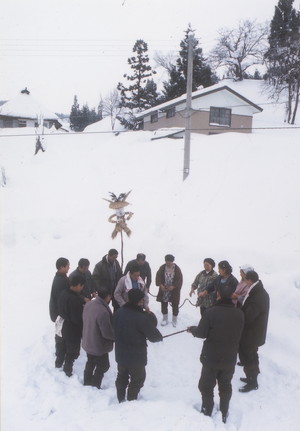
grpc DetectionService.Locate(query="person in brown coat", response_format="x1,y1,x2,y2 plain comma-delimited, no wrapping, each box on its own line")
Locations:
155,254,183,327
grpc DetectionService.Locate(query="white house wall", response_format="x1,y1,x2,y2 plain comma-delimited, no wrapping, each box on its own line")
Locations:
191,90,255,116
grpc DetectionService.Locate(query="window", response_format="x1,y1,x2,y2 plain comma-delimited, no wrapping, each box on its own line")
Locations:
166,106,175,118
151,112,158,123
18,120,27,127
209,107,231,127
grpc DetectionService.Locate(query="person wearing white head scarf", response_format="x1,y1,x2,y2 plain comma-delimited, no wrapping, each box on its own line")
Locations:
232,264,254,307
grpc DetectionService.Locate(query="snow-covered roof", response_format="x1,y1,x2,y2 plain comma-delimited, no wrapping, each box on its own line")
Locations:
0,89,59,120
136,80,263,118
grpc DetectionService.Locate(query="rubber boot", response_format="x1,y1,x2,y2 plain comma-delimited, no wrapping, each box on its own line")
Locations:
239,377,258,393
161,314,168,326
172,315,177,328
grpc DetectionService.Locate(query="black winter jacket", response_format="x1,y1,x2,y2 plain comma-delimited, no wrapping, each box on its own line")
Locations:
92,255,122,294
206,274,238,297
113,303,162,367
241,280,269,347
190,299,244,369
69,268,96,301
58,289,83,343
49,272,70,322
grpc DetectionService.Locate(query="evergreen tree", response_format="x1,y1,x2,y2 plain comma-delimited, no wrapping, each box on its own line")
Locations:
118,39,157,112
177,24,217,90
69,97,101,131
265,0,300,123
161,24,217,102
161,65,186,101
70,95,80,131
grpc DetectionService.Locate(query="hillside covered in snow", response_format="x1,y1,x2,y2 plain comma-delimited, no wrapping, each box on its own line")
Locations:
1,80,300,431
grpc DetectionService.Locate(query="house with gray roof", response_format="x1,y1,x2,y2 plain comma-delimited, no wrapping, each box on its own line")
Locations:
135,82,263,135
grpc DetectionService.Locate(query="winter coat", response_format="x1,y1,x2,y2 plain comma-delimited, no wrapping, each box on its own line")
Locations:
241,280,269,347
206,274,238,298
82,296,114,356
69,268,96,301
92,255,122,294
192,270,218,308
233,280,249,307
124,259,152,290
114,273,149,309
58,289,83,344
155,264,183,305
190,299,244,369
113,302,162,367
49,272,70,322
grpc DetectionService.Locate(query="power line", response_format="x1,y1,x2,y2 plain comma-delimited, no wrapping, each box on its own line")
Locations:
0,125,299,139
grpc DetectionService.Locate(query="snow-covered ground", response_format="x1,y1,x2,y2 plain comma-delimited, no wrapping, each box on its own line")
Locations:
1,80,300,430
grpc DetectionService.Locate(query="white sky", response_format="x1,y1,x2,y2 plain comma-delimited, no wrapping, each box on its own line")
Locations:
0,0,298,113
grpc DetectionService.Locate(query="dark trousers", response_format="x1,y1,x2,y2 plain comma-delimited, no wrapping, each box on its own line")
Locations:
84,353,110,389
55,335,66,368
161,301,179,316
55,334,81,376
115,364,146,402
198,365,235,416
239,342,260,380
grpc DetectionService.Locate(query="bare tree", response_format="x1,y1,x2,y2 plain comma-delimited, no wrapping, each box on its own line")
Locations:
153,51,177,74
211,20,269,81
103,88,123,130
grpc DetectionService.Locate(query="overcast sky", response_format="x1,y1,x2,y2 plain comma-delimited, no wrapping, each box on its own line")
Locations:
1,0,298,113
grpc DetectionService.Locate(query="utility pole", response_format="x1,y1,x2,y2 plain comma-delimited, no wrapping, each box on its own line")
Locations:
183,33,194,181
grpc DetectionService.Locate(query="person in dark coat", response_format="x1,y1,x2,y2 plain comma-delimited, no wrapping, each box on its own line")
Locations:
82,287,114,389
49,257,70,368
239,271,270,393
69,258,96,304
57,274,85,377
188,284,244,423
113,289,163,402
124,253,152,291
198,260,238,304
155,254,183,327
92,249,122,312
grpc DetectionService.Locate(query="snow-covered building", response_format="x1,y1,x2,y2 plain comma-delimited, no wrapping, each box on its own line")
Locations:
136,82,263,135
0,88,62,129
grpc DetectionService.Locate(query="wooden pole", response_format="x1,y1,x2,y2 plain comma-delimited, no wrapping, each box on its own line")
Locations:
120,230,124,271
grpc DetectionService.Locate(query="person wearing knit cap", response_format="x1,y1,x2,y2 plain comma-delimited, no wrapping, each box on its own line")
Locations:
113,288,162,402
190,258,219,316
232,264,255,308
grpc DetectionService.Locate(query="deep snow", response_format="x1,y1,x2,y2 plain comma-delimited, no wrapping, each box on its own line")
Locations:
1,80,300,431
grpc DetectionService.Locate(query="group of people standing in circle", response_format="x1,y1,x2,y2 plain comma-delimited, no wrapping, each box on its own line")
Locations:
49,250,269,424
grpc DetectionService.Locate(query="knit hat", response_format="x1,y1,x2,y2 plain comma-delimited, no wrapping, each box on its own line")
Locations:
128,288,145,304
240,264,254,274
204,258,215,268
